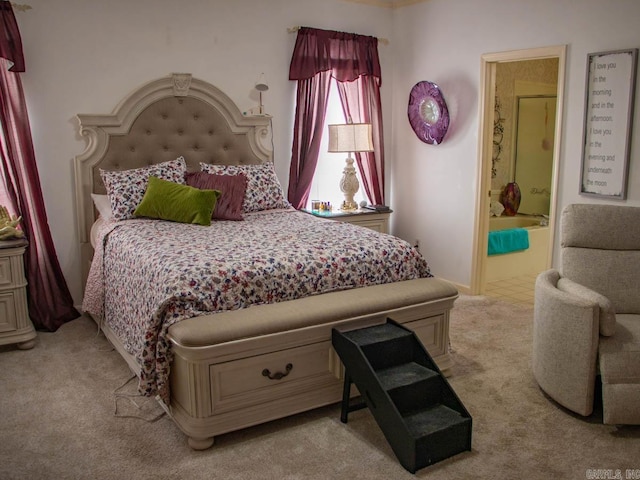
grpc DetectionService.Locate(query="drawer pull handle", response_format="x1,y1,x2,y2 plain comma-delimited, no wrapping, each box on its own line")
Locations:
262,363,293,380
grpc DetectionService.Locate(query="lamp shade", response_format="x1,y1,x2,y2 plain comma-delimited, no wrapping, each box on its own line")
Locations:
328,123,374,153
255,73,269,92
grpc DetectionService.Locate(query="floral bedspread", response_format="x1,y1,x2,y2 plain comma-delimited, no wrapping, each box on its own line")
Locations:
83,210,432,402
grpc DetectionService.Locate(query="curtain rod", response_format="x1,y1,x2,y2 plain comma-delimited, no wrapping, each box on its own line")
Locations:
287,26,389,45
10,2,32,12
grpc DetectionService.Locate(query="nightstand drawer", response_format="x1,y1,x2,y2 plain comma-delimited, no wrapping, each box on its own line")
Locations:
0,291,18,332
0,257,17,287
0,249,27,290
0,252,26,289
0,239,35,348
347,218,388,233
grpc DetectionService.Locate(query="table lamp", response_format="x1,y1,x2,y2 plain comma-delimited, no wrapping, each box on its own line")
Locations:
328,122,374,211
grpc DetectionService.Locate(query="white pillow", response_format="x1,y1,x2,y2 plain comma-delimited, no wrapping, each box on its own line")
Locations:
91,193,113,220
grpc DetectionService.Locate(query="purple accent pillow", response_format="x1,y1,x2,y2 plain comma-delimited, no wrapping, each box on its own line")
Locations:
199,162,290,213
185,172,247,221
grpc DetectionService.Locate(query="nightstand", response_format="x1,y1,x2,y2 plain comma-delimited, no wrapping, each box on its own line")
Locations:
302,208,392,234
0,239,36,349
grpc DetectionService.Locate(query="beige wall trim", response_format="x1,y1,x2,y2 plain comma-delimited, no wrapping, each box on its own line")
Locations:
340,0,430,9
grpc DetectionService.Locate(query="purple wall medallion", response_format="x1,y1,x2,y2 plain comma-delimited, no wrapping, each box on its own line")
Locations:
407,81,450,145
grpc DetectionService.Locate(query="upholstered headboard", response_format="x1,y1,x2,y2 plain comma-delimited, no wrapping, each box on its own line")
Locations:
74,73,272,284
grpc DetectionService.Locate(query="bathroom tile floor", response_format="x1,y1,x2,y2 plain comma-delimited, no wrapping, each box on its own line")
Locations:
485,273,537,306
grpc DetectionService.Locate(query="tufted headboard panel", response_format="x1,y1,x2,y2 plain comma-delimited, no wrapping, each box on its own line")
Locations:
92,96,265,195
74,73,272,286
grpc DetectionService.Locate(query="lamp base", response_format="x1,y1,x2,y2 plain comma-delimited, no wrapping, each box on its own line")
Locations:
339,156,360,213
340,200,359,212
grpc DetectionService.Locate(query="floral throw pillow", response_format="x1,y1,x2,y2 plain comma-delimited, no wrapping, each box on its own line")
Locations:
199,162,290,213
100,157,187,221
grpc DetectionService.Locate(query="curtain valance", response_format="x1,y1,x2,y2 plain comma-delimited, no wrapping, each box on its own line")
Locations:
0,2,24,72
289,27,381,83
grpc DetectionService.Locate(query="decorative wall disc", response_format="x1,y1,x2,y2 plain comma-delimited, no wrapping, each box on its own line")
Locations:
407,81,450,145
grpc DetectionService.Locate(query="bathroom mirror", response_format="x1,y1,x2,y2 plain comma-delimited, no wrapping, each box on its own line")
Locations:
513,95,556,215
492,59,559,217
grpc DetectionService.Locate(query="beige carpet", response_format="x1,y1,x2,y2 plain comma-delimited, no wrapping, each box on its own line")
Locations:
1,295,638,479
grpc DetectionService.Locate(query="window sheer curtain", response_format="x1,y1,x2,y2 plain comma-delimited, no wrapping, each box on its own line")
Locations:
288,27,385,209
0,2,79,331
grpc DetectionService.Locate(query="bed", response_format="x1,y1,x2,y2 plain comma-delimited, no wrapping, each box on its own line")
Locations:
74,73,458,449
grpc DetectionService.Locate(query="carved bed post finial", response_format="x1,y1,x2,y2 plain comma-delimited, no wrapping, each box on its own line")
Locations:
172,73,192,97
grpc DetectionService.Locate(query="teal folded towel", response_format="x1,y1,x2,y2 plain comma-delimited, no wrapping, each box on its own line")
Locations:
488,228,529,255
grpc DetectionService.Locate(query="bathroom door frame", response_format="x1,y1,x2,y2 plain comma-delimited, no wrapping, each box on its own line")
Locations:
470,45,567,295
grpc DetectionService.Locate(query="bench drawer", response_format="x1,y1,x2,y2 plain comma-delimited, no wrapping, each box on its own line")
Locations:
209,341,340,413
407,313,446,357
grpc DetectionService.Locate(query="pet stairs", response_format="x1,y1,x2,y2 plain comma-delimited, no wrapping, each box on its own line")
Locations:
332,318,472,473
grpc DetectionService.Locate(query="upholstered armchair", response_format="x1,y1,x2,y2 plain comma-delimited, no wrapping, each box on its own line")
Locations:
533,204,640,424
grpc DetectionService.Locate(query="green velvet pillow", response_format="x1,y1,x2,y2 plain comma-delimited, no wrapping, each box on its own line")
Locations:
134,176,220,226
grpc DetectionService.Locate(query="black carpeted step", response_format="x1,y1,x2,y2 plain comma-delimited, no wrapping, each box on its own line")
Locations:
341,322,411,345
403,404,467,438
377,361,442,413
405,404,473,470
341,323,415,370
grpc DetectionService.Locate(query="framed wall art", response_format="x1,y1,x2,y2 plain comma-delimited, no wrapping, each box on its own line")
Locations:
580,48,638,199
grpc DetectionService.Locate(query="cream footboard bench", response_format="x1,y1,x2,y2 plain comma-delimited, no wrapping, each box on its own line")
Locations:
164,277,458,449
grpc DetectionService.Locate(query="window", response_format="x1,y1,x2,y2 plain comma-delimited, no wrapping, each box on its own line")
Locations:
0,175,10,210
306,80,368,210
288,27,384,210
0,118,16,215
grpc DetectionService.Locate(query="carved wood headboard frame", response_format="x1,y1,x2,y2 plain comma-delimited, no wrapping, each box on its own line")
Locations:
74,73,272,286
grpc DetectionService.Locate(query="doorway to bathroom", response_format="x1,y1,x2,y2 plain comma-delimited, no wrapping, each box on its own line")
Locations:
471,45,567,298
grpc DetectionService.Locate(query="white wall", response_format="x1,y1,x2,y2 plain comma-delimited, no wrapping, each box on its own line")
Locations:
15,0,393,304
390,0,640,290
14,0,640,305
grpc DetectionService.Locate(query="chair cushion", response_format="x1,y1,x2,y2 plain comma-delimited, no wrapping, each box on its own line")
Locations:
599,314,640,385
562,248,640,314
562,204,640,250
561,204,640,314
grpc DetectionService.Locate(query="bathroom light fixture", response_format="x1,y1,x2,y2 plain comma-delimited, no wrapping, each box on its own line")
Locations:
255,73,268,115
328,121,374,211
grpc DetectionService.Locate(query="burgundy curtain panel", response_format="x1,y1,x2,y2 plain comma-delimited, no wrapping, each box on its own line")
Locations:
0,3,79,331
287,71,332,209
336,76,385,206
288,27,385,209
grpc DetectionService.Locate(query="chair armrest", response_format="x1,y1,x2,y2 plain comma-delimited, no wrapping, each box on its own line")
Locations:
532,269,599,416
556,277,616,336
